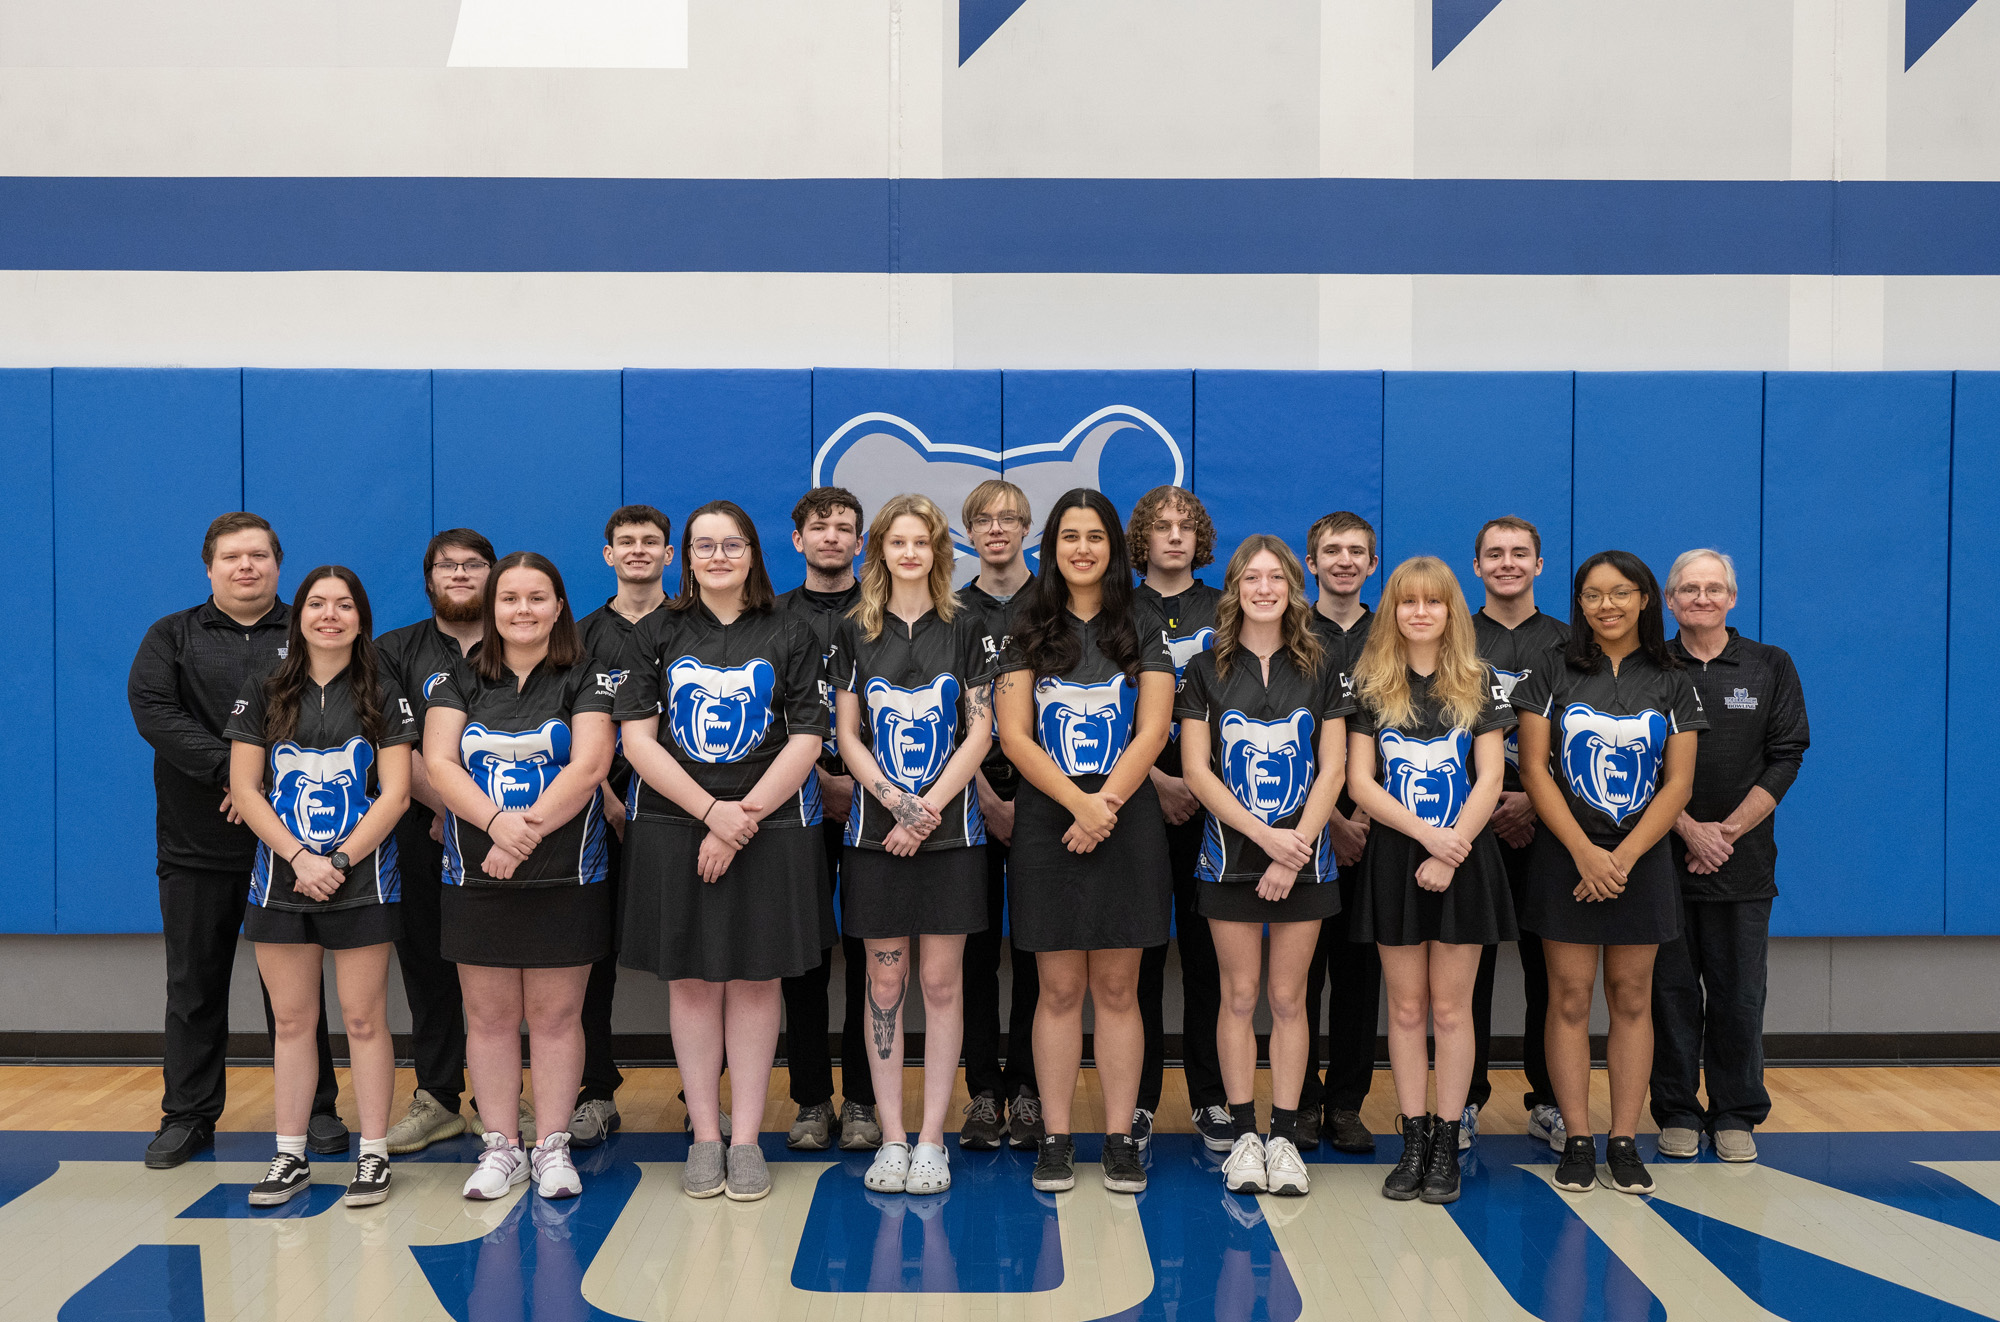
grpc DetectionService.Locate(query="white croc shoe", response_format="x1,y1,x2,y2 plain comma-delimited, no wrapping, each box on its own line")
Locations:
905,1142,952,1194
864,1141,913,1193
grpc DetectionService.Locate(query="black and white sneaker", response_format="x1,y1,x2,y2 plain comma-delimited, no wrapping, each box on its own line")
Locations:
344,1153,392,1207
1552,1135,1598,1193
1101,1135,1147,1194
1602,1136,1655,1195
249,1153,312,1206
1130,1109,1154,1152
1031,1134,1075,1192
1007,1093,1045,1151
1193,1105,1236,1153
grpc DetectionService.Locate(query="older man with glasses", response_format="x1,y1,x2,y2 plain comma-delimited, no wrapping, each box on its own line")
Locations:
1653,549,1810,1165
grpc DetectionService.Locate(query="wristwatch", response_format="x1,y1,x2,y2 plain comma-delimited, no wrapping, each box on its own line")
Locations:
329,851,352,877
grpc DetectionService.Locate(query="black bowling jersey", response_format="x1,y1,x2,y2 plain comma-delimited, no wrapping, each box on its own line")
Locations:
829,609,996,851
428,659,618,887
1174,647,1354,885
1509,647,1709,846
1473,609,1572,790
1350,668,1517,834
614,602,828,828
957,579,1031,796
776,584,863,779
1310,606,1374,813
578,598,666,803
1136,580,1221,778
375,617,480,826
226,669,420,911
998,611,1174,779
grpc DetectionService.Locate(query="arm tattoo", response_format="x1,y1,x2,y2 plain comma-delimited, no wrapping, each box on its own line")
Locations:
967,684,992,722
994,674,1015,697
869,971,909,1059
876,778,931,830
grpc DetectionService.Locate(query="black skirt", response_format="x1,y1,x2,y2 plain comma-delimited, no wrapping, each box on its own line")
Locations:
440,882,612,968
620,818,832,982
1008,775,1172,953
243,900,402,950
1198,877,1342,924
1351,825,1518,947
1521,829,1680,946
840,845,988,939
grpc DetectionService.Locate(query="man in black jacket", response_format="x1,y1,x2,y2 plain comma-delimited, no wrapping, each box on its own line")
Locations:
1655,548,1809,1165
128,512,345,1168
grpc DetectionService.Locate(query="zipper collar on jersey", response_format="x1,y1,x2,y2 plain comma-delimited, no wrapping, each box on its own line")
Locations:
199,597,286,632
1671,626,1742,667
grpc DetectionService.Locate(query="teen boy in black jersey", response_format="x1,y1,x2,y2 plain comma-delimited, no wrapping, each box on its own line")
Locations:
129,512,344,1168
774,487,880,1153
377,529,497,1154
1128,486,1225,1151
1467,516,1571,1153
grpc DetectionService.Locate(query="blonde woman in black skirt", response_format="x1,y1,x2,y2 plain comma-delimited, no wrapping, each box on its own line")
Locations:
994,487,1174,1197
829,493,995,1196
423,552,617,1204
1345,556,1516,1205
616,501,829,1203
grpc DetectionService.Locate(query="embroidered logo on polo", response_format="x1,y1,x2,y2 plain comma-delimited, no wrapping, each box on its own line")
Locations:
1219,708,1314,824
1558,704,1668,826
269,736,375,849
1035,674,1132,775
1725,686,1758,711
666,656,776,763
1491,666,1527,766
1379,728,1472,828
461,719,570,810
866,674,961,793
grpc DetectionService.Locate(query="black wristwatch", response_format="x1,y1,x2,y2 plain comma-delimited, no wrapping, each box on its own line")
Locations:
329,851,352,877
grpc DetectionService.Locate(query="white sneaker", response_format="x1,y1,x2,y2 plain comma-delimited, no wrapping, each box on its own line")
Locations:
905,1142,951,1194
1264,1137,1309,1197
864,1140,913,1192
462,1132,528,1200
531,1132,582,1199
1527,1104,1568,1154
1222,1132,1267,1194
1459,1103,1479,1150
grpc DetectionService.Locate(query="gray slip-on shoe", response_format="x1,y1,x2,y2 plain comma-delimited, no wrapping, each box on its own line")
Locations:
1656,1126,1701,1159
1714,1129,1758,1162
684,1140,727,1198
725,1143,771,1202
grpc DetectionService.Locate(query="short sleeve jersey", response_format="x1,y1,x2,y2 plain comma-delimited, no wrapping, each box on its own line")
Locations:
776,584,863,777
1310,606,1374,814
1473,609,1572,790
374,617,480,825
1509,647,1709,845
225,669,420,910
613,602,829,828
427,658,618,886
577,598,666,803
1350,668,1518,833
998,610,1174,779
956,579,1031,793
1175,647,1355,885
1136,580,1221,777
829,609,996,851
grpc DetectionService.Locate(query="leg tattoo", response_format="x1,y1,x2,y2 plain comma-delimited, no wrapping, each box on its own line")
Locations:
871,975,909,1060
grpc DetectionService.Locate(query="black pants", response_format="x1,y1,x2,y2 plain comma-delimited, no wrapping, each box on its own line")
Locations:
391,817,466,1115
1138,815,1224,1113
578,838,625,1104
1650,896,1773,1133
779,818,874,1106
1299,862,1381,1116
159,863,337,1128
963,832,1040,1100
1468,837,1554,1111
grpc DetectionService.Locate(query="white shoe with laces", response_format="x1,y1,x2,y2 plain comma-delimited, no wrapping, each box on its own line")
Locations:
462,1131,529,1200
905,1142,951,1194
1264,1136,1310,1197
532,1132,582,1199
864,1140,913,1193
1222,1132,1268,1194
1527,1104,1568,1154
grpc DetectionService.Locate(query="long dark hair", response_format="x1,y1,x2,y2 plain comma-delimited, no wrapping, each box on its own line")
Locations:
262,566,385,746
1011,488,1144,682
474,551,584,682
672,500,776,613
1564,549,1679,674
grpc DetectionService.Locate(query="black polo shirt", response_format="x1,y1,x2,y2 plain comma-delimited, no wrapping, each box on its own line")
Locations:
1136,579,1222,778
1350,668,1517,830
1474,608,1572,791
375,615,481,831
998,610,1174,779
957,577,1033,799
578,596,668,804
1310,604,1374,815
777,583,863,779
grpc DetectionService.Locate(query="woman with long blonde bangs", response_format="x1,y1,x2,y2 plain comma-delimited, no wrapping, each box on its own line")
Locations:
852,493,959,640
1344,556,1518,1206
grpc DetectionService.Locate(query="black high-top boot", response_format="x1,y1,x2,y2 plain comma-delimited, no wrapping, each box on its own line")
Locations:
1420,1115,1462,1204
1382,1113,1431,1201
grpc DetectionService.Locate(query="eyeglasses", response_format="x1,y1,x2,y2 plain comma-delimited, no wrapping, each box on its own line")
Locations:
1579,588,1641,607
432,558,490,576
691,538,750,560
1150,520,1194,537
1674,585,1731,600
969,513,1024,531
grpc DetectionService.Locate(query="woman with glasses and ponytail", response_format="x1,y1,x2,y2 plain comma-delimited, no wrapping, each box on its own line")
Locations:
1510,550,1706,1198
225,566,417,1209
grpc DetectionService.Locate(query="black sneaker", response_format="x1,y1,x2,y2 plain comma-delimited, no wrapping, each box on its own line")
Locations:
1031,1133,1075,1192
144,1121,212,1170
1553,1135,1598,1193
1007,1092,1045,1151
1381,1114,1430,1201
1193,1104,1236,1153
307,1113,351,1156
249,1153,312,1206
1327,1108,1376,1154
1602,1136,1655,1195
1130,1108,1154,1153
1419,1117,1461,1204
1102,1134,1147,1194
344,1152,392,1207
1292,1107,1322,1151
960,1093,1004,1151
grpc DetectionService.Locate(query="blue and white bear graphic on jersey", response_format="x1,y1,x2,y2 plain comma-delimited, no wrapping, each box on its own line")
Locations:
461,719,570,810
1559,704,1667,826
1379,728,1472,828
269,736,375,851
1164,628,1215,689
666,656,776,763
1490,667,1527,768
1035,674,1133,776
1218,708,1315,824
866,674,961,793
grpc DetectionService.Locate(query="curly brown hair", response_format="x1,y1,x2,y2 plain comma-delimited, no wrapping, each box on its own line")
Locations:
1126,485,1215,572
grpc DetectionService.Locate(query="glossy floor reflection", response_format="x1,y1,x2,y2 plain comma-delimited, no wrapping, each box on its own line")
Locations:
7,1129,2000,1321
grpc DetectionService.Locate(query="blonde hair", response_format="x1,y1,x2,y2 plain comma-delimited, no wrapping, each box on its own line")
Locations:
1351,556,1488,732
960,479,1032,533
852,493,959,640
1213,536,1323,681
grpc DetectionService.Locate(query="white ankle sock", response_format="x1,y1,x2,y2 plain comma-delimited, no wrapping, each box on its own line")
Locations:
359,1138,388,1161
276,1134,307,1158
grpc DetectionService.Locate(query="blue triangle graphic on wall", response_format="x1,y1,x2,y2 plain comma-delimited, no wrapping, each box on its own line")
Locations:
961,0,1032,64
1434,0,1508,66
1906,0,1981,66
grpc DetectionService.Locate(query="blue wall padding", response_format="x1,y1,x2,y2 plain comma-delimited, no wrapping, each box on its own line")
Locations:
1764,372,1953,937
431,371,622,601
623,370,811,593
1573,372,1765,629
1947,373,2000,934
1382,373,1575,606
0,371,56,932
999,372,1192,553
55,369,243,933
1193,371,1384,596
243,371,434,632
